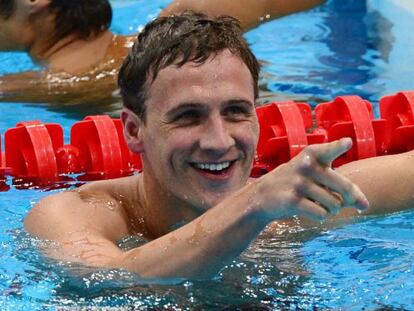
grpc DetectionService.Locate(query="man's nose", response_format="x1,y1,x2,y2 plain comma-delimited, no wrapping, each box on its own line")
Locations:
199,116,235,155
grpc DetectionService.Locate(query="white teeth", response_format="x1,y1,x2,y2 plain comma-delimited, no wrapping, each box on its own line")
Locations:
194,162,231,171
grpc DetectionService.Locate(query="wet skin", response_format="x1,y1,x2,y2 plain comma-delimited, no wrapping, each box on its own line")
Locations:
0,0,133,105
0,0,327,105
23,50,414,281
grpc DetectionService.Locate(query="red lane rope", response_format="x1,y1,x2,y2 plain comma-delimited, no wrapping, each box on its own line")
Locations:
1,91,413,190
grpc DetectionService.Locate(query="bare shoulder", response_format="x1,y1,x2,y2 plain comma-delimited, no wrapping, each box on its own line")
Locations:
0,35,132,105
80,175,141,207
24,175,141,243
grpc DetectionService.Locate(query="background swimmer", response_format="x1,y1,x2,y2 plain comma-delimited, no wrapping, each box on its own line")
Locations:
0,0,325,105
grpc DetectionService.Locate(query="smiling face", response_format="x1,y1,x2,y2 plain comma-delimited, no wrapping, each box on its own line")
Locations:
135,49,259,212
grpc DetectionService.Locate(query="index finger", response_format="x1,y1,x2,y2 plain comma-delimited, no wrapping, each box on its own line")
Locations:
314,138,353,166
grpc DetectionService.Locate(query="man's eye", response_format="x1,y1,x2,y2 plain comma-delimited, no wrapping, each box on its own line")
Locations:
224,105,250,119
173,110,203,123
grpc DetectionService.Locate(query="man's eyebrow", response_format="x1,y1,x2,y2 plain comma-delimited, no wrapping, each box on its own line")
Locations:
223,99,255,108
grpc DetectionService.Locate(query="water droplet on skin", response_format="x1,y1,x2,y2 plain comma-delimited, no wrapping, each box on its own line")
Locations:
188,238,198,245
105,201,116,211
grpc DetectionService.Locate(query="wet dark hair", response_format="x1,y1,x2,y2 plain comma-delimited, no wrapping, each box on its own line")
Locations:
0,0,14,19
118,11,260,121
49,0,112,40
0,0,112,39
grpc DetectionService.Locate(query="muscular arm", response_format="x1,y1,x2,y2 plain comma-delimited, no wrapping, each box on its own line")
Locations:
25,178,270,281
336,150,414,218
25,139,369,281
161,0,326,31
0,71,118,105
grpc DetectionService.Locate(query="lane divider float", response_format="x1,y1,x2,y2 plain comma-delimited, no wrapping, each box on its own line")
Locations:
0,91,413,190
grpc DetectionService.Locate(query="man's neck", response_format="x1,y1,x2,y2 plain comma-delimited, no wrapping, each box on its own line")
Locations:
29,30,116,74
136,172,204,239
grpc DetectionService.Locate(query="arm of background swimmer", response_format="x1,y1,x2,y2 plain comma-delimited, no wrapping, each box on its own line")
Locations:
0,71,43,102
160,0,326,31
334,150,414,218
24,179,271,282
0,71,117,105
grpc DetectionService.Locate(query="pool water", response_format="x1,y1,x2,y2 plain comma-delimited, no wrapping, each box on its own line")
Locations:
1,0,414,309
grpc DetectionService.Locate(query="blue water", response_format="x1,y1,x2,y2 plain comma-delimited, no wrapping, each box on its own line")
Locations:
1,0,414,309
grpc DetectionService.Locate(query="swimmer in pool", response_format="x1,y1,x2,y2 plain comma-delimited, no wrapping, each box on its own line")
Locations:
24,12,414,281
0,0,326,105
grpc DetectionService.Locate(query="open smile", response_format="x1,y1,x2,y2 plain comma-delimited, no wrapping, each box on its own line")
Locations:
190,160,236,180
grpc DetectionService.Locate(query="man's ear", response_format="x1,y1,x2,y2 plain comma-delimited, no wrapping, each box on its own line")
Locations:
24,0,51,14
121,108,145,154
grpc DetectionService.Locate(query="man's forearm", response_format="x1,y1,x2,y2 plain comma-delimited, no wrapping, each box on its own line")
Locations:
0,71,117,104
111,183,268,280
161,0,326,31
337,150,414,217
0,72,47,103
